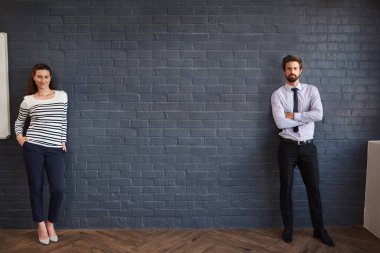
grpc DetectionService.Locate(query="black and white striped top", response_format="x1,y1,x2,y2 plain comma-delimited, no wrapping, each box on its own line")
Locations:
15,90,68,148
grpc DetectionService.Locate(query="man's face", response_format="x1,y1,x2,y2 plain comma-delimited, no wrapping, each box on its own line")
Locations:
284,61,302,84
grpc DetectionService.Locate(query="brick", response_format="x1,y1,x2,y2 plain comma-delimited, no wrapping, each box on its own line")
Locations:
2,0,380,230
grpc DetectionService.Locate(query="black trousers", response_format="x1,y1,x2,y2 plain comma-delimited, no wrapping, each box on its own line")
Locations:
278,138,324,230
23,142,65,223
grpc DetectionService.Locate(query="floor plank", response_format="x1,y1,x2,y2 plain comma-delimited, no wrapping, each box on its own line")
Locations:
0,226,379,253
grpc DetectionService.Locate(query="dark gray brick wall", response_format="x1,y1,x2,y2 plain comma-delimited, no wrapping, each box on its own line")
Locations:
1,0,380,229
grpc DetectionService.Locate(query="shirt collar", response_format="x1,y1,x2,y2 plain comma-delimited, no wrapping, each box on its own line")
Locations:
285,82,303,91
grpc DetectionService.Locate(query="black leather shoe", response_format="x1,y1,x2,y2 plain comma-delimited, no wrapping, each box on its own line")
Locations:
314,229,335,247
282,226,293,243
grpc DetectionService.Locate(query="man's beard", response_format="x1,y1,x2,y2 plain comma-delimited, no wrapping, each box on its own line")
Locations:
286,74,299,83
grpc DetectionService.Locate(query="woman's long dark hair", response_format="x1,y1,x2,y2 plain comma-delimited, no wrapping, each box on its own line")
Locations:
24,63,56,96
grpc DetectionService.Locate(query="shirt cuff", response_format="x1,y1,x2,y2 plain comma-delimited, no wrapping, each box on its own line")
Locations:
294,112,301,121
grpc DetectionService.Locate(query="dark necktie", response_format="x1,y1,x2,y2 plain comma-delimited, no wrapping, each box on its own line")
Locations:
291,88,299,132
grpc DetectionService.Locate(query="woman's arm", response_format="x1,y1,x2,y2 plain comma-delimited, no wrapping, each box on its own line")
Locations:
14,99,29,147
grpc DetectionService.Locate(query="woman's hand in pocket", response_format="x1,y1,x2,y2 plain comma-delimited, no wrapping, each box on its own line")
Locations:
62,142,67,152
16,135,28,147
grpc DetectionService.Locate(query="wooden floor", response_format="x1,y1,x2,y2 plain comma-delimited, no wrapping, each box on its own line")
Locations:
0,226,379,253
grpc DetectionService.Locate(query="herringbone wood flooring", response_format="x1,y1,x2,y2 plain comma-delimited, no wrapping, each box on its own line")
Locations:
0,226,379,253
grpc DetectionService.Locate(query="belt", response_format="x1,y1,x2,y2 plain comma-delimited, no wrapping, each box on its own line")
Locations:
280,137,313,146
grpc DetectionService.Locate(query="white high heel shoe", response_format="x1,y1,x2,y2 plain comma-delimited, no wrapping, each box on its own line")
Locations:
49,235,58,243
46,221,58,242
38,230,50,245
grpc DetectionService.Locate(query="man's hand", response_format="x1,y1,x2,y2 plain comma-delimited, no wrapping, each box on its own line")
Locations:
285,112,294,119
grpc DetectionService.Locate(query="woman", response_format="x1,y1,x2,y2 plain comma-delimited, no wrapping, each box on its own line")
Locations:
15,63,67,245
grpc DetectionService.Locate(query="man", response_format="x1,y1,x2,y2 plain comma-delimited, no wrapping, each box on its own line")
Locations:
271,55,335,247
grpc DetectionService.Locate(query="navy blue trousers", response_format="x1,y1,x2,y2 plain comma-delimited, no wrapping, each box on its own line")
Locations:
23,142,65,223
278,139,324,230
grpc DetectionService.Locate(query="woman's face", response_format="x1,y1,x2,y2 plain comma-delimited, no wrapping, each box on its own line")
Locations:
33,69,51,90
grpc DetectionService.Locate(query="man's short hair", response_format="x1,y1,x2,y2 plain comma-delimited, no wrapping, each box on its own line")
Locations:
282,55,302,70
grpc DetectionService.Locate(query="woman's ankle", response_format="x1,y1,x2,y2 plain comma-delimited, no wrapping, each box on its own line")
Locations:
38,221,47,229
37,222,48,238
46,221,57,236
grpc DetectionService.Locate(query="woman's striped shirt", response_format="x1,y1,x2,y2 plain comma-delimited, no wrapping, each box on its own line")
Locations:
15,90,68,148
